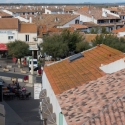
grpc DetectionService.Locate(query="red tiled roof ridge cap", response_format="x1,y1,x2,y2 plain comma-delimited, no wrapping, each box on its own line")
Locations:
44,45,98,67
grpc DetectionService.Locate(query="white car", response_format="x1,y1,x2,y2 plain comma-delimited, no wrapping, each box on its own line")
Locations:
29,59,38,71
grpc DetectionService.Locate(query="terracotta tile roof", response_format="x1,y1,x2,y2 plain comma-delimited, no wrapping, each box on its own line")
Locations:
99,22,124,27
76,9,120,20
56,69,125,125
79,6,89,11
7,8,37,13
44,44,125,95
20,14,79,28
85,34,98,42
62,6,80,12
19,23,37,33
0,11,12,17
112,27,125,33
39,14,80,28
107,7,119,12
70,24,88,29
83,22,99,27
46,7,63,12
85,34,117,42
0,18,18,29
38,25,74,37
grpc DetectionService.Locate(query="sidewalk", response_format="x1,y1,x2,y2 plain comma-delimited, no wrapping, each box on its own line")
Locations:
0,101,26,125
0,80,42,125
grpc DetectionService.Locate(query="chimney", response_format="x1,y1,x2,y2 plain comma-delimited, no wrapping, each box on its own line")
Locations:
55,17,59,22
40,16,42,20
92,15,94,22
89,10,91,14
29,17,32,23
25,14,27,19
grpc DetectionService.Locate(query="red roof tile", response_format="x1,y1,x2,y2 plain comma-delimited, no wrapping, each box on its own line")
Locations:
112,27,125,33
44,44,125,95
56,69,125,125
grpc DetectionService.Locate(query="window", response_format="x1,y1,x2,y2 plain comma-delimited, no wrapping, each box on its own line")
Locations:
75,19,79,24
8,36,13,40
25,35,29,42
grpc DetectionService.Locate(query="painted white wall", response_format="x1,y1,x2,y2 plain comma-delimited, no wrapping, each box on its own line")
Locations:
42,71,68,125
117,32,125,37
2,9,13,15
102,8,120,18
57,16,80,28
37,38,43,45
45,8,51,14
18,33,37,42
15,16,29,23
100,58,125,74
0,30,18,43
74,12,97,24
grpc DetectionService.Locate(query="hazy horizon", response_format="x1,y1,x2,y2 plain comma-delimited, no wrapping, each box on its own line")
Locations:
1,0,125,4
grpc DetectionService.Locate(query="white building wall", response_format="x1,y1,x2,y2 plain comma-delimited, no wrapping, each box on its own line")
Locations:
15,16,29,23
117,32,125,37
45,8,51,14
100,58,125,74
42,71,68,125
18,33,37,42
0,30,18,43
2,9,13,15
74,12,97,24
102,8,120,18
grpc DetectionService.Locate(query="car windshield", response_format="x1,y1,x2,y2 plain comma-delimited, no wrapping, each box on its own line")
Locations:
30,61,37,64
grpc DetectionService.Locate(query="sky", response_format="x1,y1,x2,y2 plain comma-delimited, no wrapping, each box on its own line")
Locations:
2,0,125,3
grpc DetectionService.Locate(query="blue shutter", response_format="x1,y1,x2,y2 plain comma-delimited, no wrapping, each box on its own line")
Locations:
59,112,63,125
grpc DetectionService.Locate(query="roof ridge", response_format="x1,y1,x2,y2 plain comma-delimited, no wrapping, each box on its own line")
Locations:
45,45,98,67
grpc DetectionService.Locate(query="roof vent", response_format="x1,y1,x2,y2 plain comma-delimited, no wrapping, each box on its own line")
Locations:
68,53,83,62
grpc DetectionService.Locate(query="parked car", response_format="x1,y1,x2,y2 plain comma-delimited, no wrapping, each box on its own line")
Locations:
29,59,38,71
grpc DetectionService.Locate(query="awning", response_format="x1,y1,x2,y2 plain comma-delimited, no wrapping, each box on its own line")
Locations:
40,97,50,111
0,43,8,51
42,103,53,119
39,89,47,100
47,113,57,125
29,44,38,50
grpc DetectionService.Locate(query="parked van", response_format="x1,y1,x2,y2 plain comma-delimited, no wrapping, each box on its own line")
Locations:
29,59,38,71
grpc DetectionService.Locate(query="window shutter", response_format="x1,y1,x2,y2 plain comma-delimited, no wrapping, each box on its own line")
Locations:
59,112,63,125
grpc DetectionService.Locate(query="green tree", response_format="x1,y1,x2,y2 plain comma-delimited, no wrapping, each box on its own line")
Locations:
92,34,125,52
7,40,30,59
61,29,84,53
90,28,96,34
101,27,109,34
41,34,69,60
41,30,91,60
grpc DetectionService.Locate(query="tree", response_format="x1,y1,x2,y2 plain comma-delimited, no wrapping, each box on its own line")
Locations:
7,40,30,59
61,29,84,53
41,34,69,60
92,34,125,52
41,30,91,60
101,27,109,34
90,27,109,34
